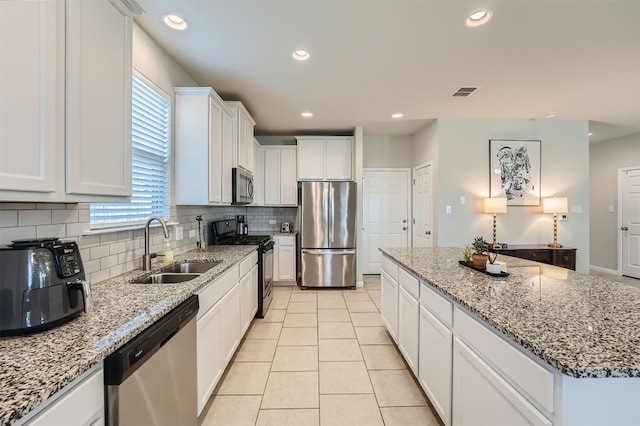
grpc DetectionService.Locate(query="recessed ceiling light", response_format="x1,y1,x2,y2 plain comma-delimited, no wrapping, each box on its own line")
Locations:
301,111,313,118
465,9,493,27
391,113,404,119
292,50,310,61
163,14,188,30
545,112,557,119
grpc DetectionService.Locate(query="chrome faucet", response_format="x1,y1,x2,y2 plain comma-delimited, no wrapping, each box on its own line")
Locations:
144,217,170,270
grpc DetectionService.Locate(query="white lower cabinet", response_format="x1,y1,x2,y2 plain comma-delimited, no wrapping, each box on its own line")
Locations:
398,285,419,375
196,299,222,415
380,270,399,341
22,363,104,426
452,338,551,426
419,305,452,426
274,235,296,282
196,252,258,416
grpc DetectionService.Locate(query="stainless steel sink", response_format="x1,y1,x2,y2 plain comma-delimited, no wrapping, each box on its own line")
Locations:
131,273,201,284
160,261,221,274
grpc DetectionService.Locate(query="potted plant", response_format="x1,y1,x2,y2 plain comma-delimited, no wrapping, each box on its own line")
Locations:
486,252,501,274
471,236,489,269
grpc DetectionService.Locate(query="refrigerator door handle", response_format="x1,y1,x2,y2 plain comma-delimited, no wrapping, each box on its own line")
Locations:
329,185,335,243
302,249,356,255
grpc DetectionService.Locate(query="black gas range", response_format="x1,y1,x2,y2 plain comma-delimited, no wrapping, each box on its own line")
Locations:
210,219,274,318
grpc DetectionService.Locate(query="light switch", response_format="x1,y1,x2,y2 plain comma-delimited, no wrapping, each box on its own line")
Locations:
175,227,184,241
459,196,466,205
189,230,196,238
269,219,276,225
608,205,615,213
446,205,452,215
571,205,583,214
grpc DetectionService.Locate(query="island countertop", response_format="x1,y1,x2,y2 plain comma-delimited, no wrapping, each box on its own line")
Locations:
0,245,256,426
380,247,640,379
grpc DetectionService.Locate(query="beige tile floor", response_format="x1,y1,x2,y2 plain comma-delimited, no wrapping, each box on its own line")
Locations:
199,275,441,426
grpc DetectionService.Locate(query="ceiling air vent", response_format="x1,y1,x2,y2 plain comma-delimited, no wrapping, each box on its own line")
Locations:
450,86,479,97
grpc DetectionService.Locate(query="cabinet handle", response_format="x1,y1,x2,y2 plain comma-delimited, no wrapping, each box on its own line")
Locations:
425,231,431,235
402,226,407,231
621,226,629,231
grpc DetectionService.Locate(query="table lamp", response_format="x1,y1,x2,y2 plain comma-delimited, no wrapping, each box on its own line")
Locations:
483,197,507,248
542,197,568,248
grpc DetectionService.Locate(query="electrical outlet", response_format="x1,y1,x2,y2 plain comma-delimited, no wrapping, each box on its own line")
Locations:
175,227,184,240
269,219,276,225
559,214,568,221
189,230,196,238
459,195,465,205
445,205,452,215
608,205,615,213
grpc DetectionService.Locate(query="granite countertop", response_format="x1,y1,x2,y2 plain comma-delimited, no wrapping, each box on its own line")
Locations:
0,245,256,426
380,247,640,379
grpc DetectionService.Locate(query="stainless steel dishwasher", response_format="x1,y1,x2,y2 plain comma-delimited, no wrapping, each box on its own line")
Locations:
104,295,199,426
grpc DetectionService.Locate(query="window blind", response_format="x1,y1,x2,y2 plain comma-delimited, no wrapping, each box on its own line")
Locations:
90,76,170,226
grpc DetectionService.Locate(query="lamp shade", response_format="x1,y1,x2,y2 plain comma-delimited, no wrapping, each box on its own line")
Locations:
483,197,507,214
543,197,568,214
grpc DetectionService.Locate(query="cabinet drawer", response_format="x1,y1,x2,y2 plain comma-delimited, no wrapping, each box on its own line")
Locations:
381,255,399,281
278,236,295,246
519,250,551,263
552,250,576,270
420,282,453,327
197,265,239,318
240,250,258,277
454,307,554,413
398,267,419,299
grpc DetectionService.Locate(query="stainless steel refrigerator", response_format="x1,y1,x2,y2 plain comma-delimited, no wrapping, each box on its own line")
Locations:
300,181,356,288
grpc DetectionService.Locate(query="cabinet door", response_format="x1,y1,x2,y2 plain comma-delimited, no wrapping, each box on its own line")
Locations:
250,264,258,318
253,143,265,206
452,338,552,426
325,138,353,180
277,238,296,281
220,284,240,365
398,286,419,375
297,139,325,180
280,148,298,205
0,1,59,193
66,0,132,196
273,237,280,281
381,270,399,342
236,113,247,170
221,109,233,204
196,303,222,416
419,306,452,426
208,97,223,203
264,149,281,205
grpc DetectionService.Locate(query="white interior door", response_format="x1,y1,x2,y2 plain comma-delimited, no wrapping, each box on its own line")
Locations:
413,163,433,248
362,169,410,274
621,167,640,278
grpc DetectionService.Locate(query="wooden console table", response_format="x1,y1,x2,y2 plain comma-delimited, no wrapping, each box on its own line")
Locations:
488,244,577,270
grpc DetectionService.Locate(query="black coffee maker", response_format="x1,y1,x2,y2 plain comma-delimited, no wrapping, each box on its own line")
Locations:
236,215,248,235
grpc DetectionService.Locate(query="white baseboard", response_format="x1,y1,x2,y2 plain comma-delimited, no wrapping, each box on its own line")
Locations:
589,265,619,275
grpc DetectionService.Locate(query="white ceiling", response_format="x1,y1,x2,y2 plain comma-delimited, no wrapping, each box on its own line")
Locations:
135,0,640,143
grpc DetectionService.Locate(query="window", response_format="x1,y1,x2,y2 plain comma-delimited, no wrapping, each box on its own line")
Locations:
90,74,171,226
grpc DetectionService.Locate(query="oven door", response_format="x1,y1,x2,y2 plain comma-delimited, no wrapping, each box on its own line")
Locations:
232,168,254,205
258,242,274,317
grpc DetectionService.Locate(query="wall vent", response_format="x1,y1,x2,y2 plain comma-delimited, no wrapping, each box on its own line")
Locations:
450,86,479,97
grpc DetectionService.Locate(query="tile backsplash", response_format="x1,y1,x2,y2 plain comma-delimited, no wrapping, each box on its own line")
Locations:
0,203,296,285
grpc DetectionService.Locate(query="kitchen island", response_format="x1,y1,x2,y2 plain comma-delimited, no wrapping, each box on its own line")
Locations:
380,247,640,426
0,245,256,425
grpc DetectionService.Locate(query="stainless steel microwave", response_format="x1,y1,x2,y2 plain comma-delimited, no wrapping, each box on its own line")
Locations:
232,168,254,205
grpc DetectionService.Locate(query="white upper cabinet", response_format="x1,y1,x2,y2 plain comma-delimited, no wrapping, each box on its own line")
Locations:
225,101,256,175
175,87,232,205
0,0,140,202
263,146,297,206
0,1,59,194
296,136,353,181
66,0,136,197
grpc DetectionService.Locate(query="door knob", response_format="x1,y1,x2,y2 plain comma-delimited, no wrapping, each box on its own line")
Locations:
621,226,629,231
425,231,431,235
402,226,407,231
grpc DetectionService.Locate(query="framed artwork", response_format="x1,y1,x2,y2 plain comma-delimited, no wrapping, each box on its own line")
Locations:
489,139,541,206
